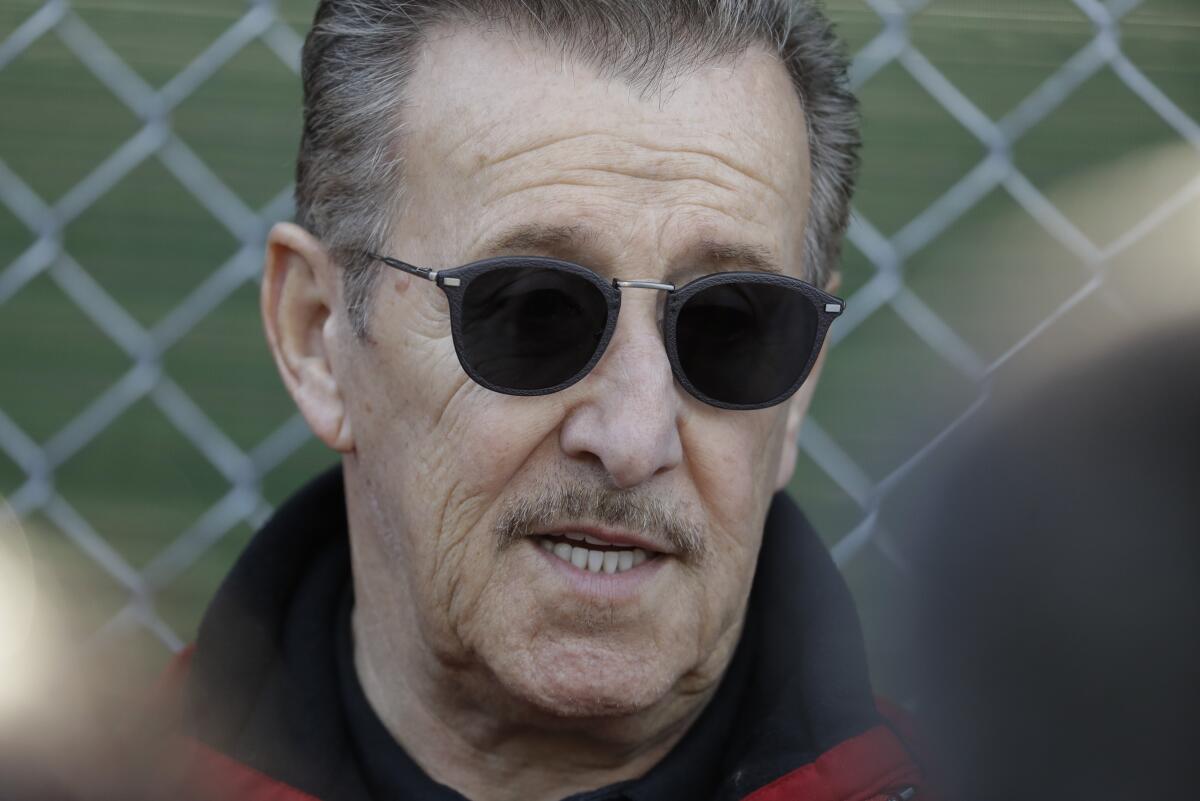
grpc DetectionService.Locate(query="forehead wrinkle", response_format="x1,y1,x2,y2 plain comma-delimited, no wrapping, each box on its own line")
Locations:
621,137,791,202
479,170,752,212
475,130,606,170
472,130,791,204
436,117,498,171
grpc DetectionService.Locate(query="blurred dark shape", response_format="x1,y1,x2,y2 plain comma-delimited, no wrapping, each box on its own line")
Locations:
902,321,1200,801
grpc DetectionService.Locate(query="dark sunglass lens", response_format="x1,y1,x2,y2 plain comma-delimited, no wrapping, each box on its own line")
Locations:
460,266,609,391
675,280,818,406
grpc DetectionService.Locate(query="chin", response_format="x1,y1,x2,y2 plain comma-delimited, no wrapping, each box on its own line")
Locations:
490,638,679,720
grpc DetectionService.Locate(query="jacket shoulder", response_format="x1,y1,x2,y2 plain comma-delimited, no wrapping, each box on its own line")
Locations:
145,646,324,801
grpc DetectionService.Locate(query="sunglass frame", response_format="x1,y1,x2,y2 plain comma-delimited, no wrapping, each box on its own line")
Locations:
369,253,844,411
662,269,843,410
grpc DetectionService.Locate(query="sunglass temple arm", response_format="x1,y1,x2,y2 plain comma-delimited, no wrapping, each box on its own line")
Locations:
369,254,461,287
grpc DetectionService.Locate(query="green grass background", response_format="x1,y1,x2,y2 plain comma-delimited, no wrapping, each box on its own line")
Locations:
1,0,1198,698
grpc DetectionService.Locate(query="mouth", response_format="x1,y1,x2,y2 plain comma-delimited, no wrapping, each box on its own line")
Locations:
532,531,662,576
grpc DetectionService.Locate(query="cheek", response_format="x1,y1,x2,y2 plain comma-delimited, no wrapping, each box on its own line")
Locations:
345,301,573,633
432,394,570,534
677,409,787,639
415,395,571,639
682,407,787,534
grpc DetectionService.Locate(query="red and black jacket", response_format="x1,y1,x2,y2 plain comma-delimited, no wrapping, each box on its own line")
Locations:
155,467,926,801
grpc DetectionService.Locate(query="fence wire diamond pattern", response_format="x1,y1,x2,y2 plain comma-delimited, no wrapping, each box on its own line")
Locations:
0,0,1197,661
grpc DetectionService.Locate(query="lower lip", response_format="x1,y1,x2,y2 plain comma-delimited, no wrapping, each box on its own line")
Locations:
529,538,668,600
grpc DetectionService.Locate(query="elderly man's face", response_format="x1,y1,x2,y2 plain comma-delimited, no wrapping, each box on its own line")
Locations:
335,28,819,717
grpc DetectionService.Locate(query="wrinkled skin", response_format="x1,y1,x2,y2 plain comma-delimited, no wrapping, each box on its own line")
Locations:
262,25,834,801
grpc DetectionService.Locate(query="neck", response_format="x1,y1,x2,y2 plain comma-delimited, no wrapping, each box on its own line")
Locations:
351,598,721,801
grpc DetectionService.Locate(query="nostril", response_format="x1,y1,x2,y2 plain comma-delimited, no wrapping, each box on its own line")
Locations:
565,444,607,475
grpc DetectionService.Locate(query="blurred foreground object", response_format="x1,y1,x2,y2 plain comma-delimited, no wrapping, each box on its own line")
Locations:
0,507,184,801
0,505,93,799
902,321,1200,801
0,500,38,716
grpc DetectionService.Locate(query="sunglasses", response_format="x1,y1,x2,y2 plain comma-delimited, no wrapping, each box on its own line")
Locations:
367,253,844,410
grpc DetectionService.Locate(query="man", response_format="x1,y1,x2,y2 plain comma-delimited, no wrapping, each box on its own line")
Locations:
160,1,926,800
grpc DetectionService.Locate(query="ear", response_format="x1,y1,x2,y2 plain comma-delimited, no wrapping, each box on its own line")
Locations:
774,270,840,491
262,222,355,452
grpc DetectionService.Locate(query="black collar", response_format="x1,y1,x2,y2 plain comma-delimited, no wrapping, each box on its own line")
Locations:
185,465,880,801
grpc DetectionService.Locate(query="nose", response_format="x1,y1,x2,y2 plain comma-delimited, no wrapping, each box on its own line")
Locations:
559,294,683,489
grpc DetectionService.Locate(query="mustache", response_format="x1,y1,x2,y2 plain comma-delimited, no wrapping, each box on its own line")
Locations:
493,479,708,562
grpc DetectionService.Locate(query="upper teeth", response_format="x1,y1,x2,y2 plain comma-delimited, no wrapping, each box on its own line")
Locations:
540,538,649,574
563,532,615,547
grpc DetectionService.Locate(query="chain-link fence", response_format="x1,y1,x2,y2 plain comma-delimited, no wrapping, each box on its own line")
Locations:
1,0,1197,696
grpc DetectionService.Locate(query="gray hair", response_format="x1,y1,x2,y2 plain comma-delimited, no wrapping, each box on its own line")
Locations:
296,0,860,338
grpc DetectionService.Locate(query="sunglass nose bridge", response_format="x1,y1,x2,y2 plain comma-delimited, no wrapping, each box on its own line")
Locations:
613,279,675,292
